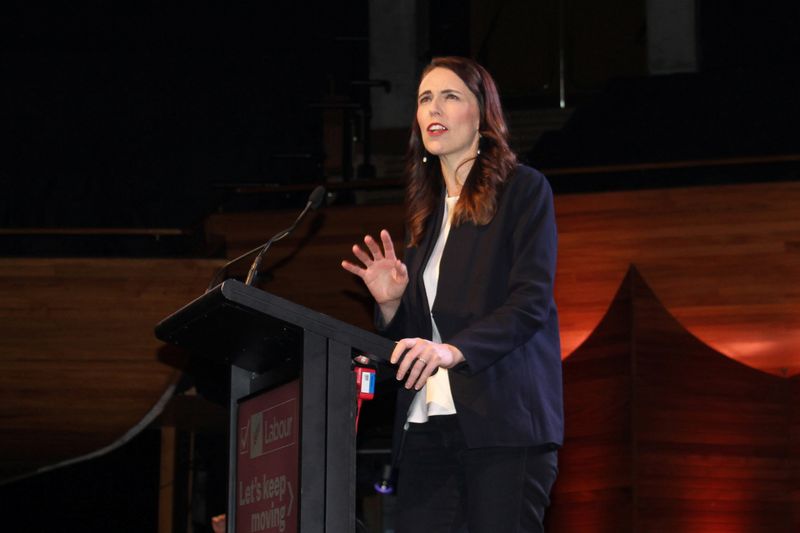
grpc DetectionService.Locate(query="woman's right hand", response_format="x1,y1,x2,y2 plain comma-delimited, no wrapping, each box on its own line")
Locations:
341,229,408,309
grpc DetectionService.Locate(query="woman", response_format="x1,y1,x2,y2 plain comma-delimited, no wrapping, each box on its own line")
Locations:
342,56,563,532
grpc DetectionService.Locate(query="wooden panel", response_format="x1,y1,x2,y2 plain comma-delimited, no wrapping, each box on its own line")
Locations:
0,258,220,480
546,272,635,532
547,267,796,532
791,376,800,531
555,181,800,376
2,180,797,485
204,204,407,333
629,270,792,532
206,181,800,377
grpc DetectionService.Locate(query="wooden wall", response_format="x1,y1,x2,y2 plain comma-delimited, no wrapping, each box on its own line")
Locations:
793,375,800,527
204,203,407,333
554,181,800,377
547,267,797,532
207,180,800,377
0,258,219,481
1,179,797,501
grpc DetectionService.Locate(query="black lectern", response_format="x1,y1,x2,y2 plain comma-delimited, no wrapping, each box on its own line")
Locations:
155,279,395,533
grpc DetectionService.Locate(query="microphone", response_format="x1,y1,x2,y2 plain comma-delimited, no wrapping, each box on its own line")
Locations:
206,186,326,291
244,185,325,285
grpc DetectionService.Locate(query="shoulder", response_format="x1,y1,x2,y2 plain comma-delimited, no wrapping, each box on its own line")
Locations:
500,164,553,207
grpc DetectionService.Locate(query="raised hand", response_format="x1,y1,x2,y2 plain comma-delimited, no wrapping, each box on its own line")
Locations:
342,229,408,320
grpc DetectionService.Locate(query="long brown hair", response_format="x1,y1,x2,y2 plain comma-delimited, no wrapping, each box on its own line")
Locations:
405,56,517,247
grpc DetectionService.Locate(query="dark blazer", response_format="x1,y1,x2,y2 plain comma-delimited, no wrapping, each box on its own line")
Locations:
379,164,564,452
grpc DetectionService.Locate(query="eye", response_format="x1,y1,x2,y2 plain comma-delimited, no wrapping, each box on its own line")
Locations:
418,95,431,104
446,93,459,100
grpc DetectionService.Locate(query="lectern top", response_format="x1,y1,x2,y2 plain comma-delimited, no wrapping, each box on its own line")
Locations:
155,279,395,372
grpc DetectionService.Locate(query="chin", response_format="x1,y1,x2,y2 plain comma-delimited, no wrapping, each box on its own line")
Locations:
423,144,445,156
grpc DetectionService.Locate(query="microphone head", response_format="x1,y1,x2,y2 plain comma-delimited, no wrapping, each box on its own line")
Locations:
308,185,326,210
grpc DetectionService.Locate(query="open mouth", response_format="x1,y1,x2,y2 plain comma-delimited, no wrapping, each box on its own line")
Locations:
427,123,448,136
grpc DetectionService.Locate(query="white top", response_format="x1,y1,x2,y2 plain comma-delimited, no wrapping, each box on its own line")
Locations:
407,195,459,423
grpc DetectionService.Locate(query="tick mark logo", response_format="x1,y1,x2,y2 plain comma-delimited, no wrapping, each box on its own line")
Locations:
239,419,249,454
249,412,264,458
240,400,296,458
241,413,264,457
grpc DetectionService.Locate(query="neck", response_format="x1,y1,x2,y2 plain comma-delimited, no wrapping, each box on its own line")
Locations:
440,160,469,197
439,150,478,197
437,136,480,197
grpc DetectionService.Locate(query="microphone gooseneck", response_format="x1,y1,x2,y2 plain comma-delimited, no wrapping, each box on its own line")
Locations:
243,185,326,286
308,185,326,210
205,186,326,291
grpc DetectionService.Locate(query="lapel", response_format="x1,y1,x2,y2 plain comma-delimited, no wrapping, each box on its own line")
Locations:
412,191,446,325
433,207,461,317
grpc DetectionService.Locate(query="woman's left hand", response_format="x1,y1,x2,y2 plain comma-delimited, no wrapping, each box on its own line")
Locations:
391,338,465,390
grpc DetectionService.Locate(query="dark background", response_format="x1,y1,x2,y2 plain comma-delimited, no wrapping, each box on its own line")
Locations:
3,1,798,230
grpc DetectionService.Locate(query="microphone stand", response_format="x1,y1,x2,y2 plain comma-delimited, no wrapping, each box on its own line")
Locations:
244,200,314,286
206,186,326,291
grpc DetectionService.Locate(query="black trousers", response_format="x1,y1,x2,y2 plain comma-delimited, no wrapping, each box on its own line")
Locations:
395,415,558,533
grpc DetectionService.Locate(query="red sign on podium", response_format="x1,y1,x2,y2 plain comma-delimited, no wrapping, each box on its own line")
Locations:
236,379,300,533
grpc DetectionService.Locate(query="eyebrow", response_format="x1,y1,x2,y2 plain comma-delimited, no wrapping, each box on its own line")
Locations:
418,89,463,99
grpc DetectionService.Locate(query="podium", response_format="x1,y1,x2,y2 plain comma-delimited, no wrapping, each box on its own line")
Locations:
155,279,395,532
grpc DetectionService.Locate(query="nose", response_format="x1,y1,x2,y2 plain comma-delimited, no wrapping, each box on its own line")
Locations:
429,98,442,116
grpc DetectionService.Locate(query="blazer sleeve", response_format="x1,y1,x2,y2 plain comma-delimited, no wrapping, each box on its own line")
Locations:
447,170,558,375
374,296,409,340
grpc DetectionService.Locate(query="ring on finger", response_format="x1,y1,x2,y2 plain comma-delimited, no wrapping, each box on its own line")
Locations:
415,358,427,365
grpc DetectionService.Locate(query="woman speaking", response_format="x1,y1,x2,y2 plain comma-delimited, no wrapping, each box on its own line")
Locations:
342,56,563,532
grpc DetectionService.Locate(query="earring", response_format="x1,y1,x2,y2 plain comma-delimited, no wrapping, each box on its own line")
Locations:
476,149,481,155
422,155,427,163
